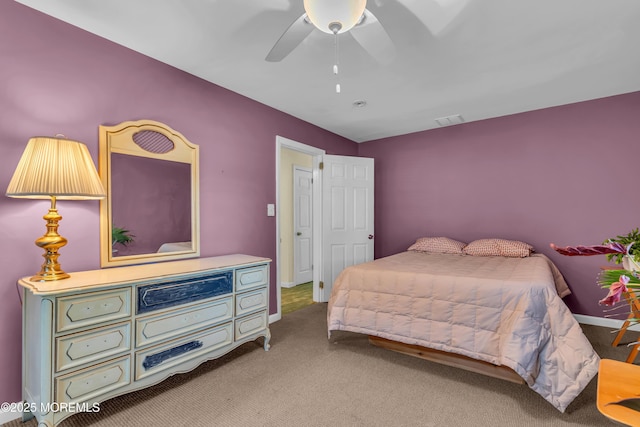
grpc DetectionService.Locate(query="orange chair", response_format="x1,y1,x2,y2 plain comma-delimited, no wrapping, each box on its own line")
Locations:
597,359,640,426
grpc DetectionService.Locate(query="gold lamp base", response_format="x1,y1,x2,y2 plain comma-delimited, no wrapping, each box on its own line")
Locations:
31,198,70,281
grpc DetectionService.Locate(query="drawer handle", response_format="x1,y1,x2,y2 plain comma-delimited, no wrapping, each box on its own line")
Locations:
142,340,203,370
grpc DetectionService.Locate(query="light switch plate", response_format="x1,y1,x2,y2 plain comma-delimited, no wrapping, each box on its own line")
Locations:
267,204,275,216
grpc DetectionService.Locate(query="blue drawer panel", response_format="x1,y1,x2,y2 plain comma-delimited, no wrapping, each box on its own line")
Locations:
142,340,203,370
137,272,233,314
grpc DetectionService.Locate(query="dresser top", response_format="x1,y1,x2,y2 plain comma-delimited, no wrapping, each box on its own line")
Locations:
19,254,271,295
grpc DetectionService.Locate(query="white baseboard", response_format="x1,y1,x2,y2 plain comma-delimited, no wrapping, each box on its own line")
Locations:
269,312,281,324
0,405,22,424
574,313,640,331
280,282,295,289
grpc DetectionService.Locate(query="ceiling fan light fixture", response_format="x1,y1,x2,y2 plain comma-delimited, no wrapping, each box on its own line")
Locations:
303,0,367,34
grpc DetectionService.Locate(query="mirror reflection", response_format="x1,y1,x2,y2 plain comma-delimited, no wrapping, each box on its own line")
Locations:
110,153,191,257
99,119,200,267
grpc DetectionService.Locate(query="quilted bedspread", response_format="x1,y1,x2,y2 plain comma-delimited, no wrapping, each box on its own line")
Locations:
327,251,600,412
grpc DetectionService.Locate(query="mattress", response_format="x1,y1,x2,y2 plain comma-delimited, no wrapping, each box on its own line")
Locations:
327,251,599,412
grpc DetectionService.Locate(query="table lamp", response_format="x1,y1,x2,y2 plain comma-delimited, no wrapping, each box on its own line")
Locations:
6,136,106,281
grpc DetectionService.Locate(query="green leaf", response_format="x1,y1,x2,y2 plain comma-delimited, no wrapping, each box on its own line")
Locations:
603,228,640,263
598,270,640,288
112,225,135,246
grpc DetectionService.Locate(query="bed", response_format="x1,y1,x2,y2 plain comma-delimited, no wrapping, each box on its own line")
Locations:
157,241,192,253
327,240,600,413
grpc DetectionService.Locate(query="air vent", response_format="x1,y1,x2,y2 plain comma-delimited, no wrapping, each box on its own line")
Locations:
435,114,464,127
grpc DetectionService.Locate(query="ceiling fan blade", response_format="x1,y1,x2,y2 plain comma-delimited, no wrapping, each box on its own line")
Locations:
396,0,471,36
350,9,395,65
265,13,314,62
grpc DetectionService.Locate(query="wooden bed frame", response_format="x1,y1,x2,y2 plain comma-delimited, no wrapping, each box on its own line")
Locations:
368,335,525,384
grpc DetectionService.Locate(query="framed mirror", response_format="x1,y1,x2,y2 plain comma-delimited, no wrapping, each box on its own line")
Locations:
99,119,200,267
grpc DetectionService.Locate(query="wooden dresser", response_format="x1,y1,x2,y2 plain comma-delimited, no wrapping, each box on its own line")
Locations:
19,254,270,427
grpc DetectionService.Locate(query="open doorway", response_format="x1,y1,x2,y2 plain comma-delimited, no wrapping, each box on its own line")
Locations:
279,155,312,289
274,136,324,321
280,153,313,316
273,136,375,322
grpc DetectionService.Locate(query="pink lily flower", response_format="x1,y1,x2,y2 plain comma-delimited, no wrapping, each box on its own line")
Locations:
598,275,630,306
549,242,627,256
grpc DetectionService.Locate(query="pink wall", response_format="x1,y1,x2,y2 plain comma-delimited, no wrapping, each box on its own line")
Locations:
358,91,640,319
0,2,356,403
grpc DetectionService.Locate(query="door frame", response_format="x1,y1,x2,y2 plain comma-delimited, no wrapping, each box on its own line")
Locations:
274,136,325,323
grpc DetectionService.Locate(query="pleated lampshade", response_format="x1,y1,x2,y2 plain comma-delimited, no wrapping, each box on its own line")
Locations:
6,136,105,200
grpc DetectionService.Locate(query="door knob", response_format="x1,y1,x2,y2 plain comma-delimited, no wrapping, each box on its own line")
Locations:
368,234,374,240
296,232,302,236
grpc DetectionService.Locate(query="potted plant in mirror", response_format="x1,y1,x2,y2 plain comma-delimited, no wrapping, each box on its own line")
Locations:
112,225,135,254
603,228,640,271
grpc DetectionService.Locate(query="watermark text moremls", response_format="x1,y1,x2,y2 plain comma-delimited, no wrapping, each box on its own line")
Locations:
1,401,100,414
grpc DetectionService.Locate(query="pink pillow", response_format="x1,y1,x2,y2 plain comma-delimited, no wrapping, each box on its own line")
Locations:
463,238,534,258
408,237,467,254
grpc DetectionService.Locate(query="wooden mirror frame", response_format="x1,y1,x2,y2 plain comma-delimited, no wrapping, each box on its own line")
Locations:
99,119,200,267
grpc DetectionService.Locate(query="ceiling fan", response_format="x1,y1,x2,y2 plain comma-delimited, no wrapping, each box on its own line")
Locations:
265,0,471,64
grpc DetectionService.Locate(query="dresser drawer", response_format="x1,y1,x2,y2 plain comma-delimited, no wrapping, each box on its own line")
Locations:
235,310,268,341
137,272,233,314
55,356,130,405
56,288,131,333
235,287,268,317
235,265,268,292
136,297,233,347
135,322,233,380
56,323,131,373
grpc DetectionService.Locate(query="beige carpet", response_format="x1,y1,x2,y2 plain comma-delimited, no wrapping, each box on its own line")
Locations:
4,303,635,427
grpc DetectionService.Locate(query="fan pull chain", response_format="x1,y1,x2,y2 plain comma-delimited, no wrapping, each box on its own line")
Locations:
334,31,340,94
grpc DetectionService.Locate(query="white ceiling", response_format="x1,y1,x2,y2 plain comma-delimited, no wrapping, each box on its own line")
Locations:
15,0,640,143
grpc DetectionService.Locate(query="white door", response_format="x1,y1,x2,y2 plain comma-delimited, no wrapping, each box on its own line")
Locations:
320,155,374,302
293,166,313,285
